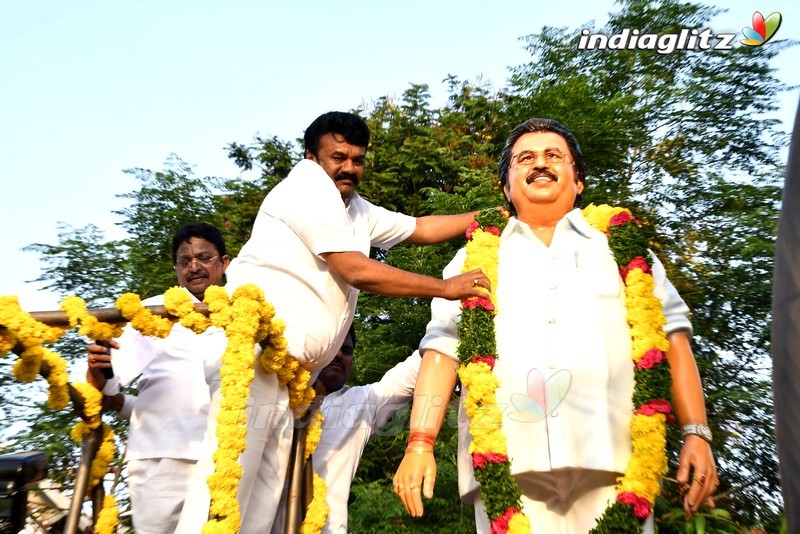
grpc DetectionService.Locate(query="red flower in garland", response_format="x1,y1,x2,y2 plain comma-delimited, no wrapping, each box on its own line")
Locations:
617,492,651,518
462,297,495,311
472,452,509,469
466,220,481,240
636,348,665,369
635,399,674,423
620,256,652,281
471,354,496,368
485,226,501,236
490,507,522,534
610,211,636,227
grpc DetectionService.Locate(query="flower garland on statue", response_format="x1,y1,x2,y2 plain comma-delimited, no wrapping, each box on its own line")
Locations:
457,206,674,533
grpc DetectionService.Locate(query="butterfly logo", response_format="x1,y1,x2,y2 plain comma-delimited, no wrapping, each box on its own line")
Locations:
507,368,572,423
741,11,782,46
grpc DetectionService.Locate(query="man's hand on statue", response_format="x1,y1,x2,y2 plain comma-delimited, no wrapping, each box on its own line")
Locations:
677,435,719,517
393,449,436,517
444,268,492,301
86,340,118,389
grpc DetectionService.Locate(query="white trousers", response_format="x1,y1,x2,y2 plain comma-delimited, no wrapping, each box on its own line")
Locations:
128,457,198,534
177,365,293,533
473,469,654,534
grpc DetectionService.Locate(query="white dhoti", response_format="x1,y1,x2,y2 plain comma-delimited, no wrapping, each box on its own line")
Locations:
177,366,293,533
128,457,199,534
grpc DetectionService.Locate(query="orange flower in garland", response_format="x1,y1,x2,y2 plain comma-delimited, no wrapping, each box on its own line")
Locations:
459,206,675,533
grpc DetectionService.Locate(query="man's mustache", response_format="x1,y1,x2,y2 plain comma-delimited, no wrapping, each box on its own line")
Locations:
525,170,558,184
335,172,359,184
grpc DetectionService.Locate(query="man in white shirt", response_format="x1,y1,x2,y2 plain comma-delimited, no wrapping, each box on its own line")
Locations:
393,118,719,532
313,325,421,533
80,222,230,534
188,111,493,533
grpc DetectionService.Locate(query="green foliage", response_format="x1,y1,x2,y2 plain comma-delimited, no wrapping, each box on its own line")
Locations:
456,309,497,362
632,362,672,409
608,223,650,266
472,461,522,522
115,155,218,298
23,224,130,307
590,501,640,533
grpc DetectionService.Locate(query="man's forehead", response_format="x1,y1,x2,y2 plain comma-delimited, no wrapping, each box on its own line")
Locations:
513,131,569,151
176,237,217,255
323,133,366,154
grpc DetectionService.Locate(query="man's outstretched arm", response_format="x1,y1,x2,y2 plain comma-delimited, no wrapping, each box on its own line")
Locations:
322,250,489,301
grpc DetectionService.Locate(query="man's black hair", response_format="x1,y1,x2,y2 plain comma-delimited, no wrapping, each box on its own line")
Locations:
303,111,370,157
498,118,587,213
171,222,227,262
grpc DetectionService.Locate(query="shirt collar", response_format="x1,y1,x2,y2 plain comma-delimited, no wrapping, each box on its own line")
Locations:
502,208,594,241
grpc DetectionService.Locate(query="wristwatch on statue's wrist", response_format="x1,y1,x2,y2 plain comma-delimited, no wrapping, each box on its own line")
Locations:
681,423,713,443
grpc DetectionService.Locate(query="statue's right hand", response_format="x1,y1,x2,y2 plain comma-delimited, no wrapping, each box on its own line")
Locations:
393,449,437,518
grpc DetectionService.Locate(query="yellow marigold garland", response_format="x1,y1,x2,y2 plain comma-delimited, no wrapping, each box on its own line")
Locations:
202,283,315,533
0,296,70,407
458,206,676,533
164,286,211,333
70,421,116,490
94,494,120,534
71,381,104,426
60,295,125,340
116,293,174,337
300,472,329,534
2,282,319,533
299,408,329,533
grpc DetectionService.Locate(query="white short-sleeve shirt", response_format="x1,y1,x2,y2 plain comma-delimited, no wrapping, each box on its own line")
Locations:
227,159,416,372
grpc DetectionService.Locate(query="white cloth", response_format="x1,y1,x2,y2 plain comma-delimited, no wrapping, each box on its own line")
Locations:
187,159,417,533
315,351,422,533
420,209,691,527
227,159,416,373
127,458,202,534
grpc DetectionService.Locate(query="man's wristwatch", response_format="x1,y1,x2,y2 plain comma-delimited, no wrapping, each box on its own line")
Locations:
681,423,713,443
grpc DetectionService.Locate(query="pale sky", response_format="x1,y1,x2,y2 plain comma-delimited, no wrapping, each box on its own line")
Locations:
2,0,798,312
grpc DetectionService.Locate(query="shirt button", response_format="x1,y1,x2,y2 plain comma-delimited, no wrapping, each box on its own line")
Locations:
549,284,557,290
549,364,556,369
551,411,558,417
548,318,556,324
